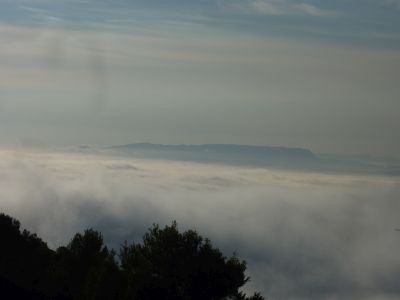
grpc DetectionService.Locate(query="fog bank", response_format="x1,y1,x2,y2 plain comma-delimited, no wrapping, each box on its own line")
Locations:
1,149,399,300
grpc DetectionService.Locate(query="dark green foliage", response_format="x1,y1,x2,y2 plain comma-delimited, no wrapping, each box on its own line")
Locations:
54,229,122,300
0,213,54,299
119,221,249,300
0,213,265,300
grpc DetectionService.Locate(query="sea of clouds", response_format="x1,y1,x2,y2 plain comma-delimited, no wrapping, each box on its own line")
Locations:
1,148,399,300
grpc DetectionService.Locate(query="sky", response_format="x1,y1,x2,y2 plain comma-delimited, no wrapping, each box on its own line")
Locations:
1,3,400,298
1,148,400,300
1,0,400,156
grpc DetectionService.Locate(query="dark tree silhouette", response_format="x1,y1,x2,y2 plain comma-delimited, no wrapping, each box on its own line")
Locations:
0,213,265,300
0,213,54,299
54,229,122,300
119,221,260,300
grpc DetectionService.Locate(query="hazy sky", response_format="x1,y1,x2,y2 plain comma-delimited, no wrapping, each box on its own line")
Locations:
1,0,400,156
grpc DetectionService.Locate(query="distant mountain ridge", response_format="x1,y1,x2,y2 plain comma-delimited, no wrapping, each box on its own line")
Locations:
112,143,316,159
107,143,400,176
109,143,317,170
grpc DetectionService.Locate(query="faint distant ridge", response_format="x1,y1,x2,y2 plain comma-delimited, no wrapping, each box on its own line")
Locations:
114,143,315,159
110,143,317,168
108,143,400,175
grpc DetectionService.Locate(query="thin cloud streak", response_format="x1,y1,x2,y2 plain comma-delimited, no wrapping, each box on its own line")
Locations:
383,0,400,9
219,0,341,17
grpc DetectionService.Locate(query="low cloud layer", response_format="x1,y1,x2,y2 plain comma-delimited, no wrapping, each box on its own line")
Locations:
1,148,400,299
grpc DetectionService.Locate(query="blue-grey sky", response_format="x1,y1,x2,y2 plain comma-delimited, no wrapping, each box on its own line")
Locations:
1,0,400,156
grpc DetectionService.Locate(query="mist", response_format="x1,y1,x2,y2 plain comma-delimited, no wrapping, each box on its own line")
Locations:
1,148,399,300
